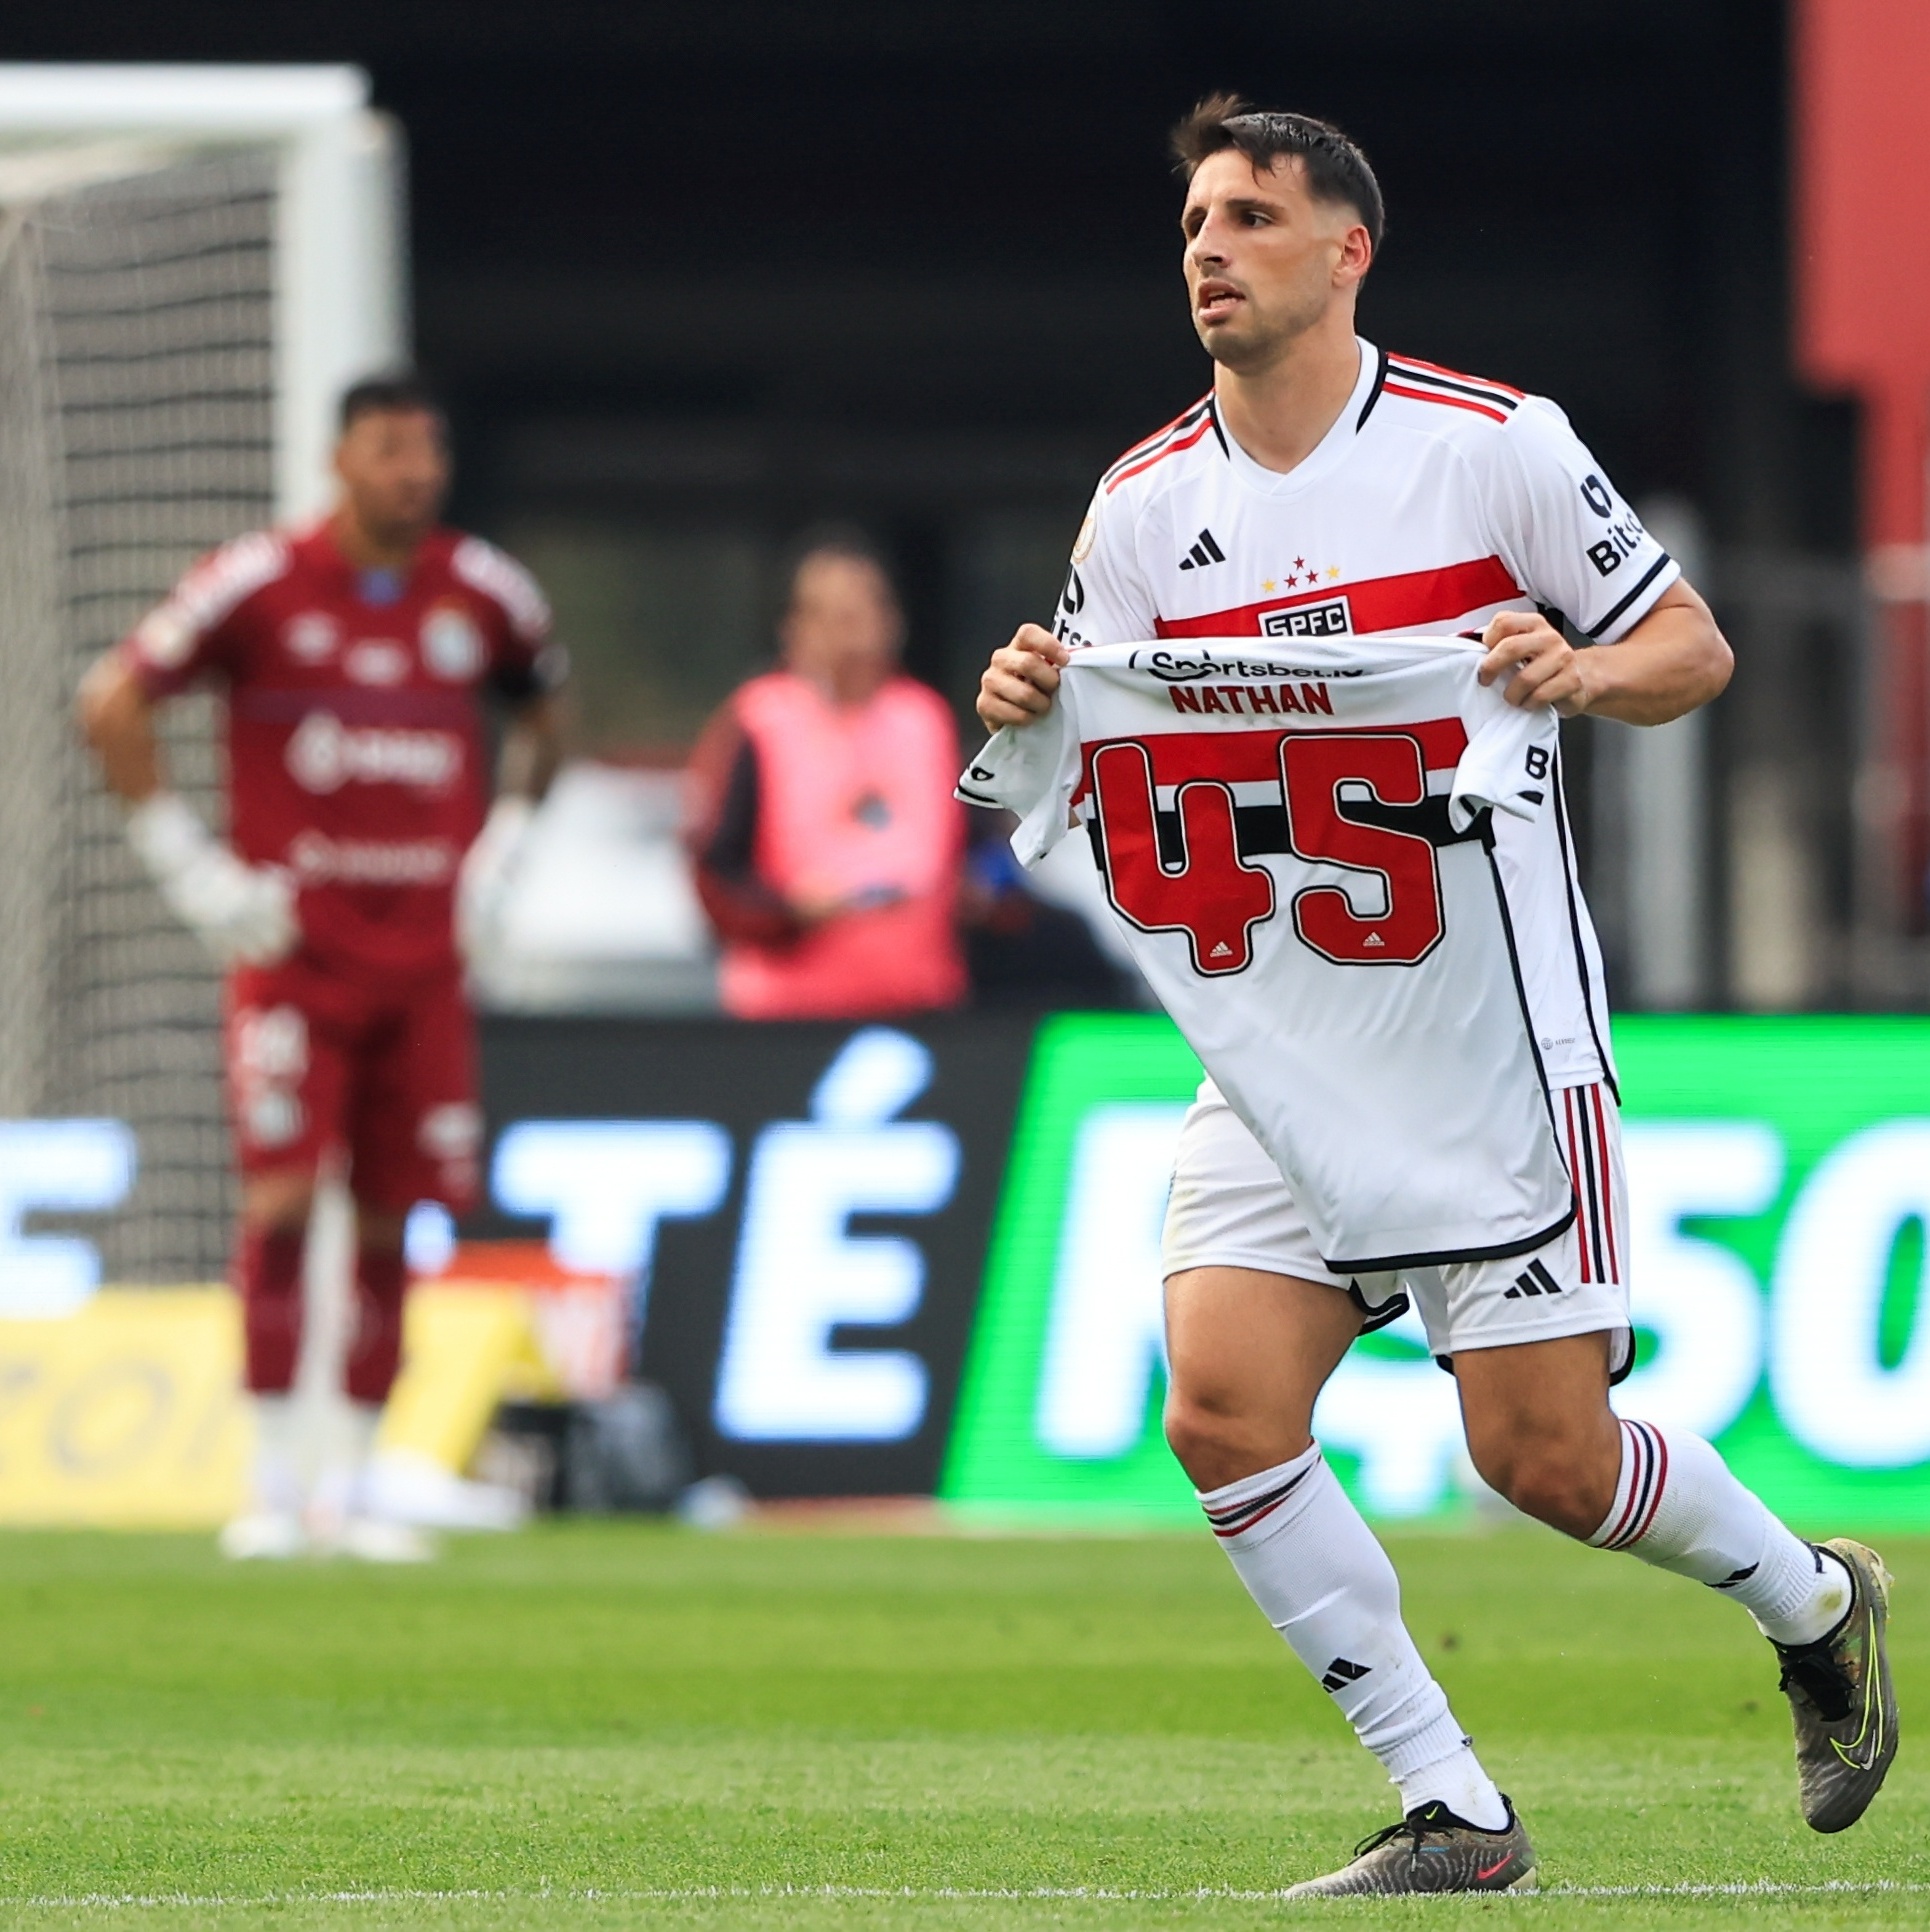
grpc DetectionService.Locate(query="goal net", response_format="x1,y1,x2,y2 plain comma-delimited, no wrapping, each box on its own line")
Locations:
0,70,402,1287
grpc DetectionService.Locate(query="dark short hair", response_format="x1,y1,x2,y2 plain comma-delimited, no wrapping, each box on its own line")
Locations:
1171,93,1385,254
338,372,444,433
779,522,899,609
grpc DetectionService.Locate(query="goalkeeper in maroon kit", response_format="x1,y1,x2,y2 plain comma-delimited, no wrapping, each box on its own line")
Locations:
80,375,564,1561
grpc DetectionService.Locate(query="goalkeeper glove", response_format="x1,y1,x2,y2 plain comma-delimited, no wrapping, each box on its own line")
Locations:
457,795,536,962
125,793,298,968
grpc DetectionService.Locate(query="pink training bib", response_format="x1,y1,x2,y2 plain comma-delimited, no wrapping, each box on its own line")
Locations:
719,670,966,1019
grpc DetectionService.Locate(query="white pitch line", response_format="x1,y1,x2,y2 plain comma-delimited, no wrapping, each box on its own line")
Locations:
4,1878,1928,1910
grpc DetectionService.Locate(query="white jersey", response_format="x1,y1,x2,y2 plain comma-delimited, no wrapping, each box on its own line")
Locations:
1056,338,1679,1088
960,636,1576,1271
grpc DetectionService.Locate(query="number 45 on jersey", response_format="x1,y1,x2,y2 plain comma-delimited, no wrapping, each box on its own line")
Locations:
1086,723,1531,975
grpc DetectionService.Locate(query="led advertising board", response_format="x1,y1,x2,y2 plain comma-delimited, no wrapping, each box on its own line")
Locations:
475,1014,1039,1497
7,1013,1926,1525
941,1014,1930,1529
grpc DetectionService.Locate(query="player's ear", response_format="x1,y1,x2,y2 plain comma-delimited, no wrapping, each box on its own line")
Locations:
1336,218,1373,288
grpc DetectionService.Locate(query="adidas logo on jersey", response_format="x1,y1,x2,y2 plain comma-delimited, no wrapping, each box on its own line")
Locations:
1504,1258,1565,1300
1177,528,1226,571
1321,1657,1371,1693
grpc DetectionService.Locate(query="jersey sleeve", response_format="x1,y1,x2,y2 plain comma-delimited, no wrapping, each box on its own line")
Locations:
1480,398,1680,642
1449,686,1560,832
120,530,288,697
956,680,1083,867
450,536,569,702
1055,485,1158,649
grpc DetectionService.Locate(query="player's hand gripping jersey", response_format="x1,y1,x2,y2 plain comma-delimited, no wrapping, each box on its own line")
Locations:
123,523,562,980
960,636,1573,1271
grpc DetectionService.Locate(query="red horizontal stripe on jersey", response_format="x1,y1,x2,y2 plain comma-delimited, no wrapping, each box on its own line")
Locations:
1387,353,1524,400
1154,555,1522,640
1105,414,1219,492
1382,380,1510,424
1071,718,1471,798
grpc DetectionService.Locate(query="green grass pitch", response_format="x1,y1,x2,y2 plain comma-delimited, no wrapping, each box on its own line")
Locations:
0,1523,1921,1928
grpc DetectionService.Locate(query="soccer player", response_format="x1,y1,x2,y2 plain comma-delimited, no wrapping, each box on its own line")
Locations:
79,374,564,1563
976,99,1896,1893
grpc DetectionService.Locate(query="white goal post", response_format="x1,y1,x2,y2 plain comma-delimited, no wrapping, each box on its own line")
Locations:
0,66,407,1289
0,63,406,519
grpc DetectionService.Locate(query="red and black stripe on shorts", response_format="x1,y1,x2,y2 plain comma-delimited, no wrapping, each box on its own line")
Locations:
1560,1081,1622,1287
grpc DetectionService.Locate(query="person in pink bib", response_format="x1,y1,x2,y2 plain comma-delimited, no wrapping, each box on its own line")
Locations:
686,528,966,1019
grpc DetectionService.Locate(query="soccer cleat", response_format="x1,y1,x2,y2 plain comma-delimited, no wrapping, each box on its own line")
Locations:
217,1510,306,1560
1773,1538,1897,1833
1281,1799,1536,1897
327,1516,436,1565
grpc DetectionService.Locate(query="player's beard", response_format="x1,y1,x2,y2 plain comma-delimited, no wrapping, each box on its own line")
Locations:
363,505,439,555
1195,280,1331,376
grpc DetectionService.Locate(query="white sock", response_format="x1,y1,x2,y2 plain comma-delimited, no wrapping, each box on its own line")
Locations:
310,1402,383,1522
1200,1445,1509,1830
1590,1418,1852,1646
249,1393,304,1516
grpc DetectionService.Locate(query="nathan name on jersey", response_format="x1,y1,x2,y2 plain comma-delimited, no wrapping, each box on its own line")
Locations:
124,521,563,979
1052,340,1667,1092
1134,648,1357,721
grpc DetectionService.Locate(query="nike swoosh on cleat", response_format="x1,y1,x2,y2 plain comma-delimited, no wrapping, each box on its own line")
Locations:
1823,1607,1885,1769
1475,1858,1514,1881
1831,1655,1884,1771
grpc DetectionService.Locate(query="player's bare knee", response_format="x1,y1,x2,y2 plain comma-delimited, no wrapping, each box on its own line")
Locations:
1161,1392,1255,1488
1162,1394,1224,1476
1163,1391,1308,1491
1487,1447,1612,1539
354,1205,408,1255
241,1171,315,1236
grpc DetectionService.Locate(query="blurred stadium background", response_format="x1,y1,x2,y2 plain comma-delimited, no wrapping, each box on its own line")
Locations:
1,0,1929,1542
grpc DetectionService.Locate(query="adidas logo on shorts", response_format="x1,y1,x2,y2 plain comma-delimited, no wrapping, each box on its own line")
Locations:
1503,1258,1564,1300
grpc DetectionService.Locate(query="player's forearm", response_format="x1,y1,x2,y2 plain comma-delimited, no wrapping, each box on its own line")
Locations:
77,654,166,803
1582,591,1732,727
497,697,563,802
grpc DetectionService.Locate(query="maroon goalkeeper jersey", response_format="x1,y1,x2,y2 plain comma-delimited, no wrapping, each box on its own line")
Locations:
123,520,561,981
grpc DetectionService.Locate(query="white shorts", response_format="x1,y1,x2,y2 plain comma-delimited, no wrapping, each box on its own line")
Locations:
1161,1079,1632,1377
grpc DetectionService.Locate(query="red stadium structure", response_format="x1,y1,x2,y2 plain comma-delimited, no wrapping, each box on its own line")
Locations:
1795,0,1930,929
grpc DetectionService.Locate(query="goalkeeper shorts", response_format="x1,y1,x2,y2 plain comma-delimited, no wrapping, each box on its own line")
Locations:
224,956,481,1212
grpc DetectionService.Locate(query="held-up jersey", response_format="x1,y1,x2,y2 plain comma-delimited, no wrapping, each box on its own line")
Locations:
123,522,563,981
1056,339,1678,1089
959,636,1575,1271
